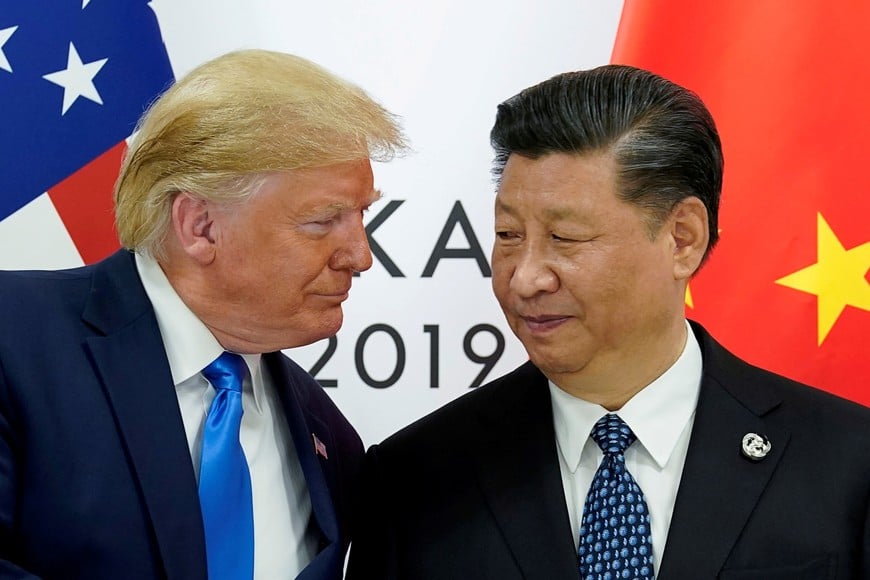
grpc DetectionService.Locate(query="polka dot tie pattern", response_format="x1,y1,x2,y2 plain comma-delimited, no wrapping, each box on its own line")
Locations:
578,413,655,580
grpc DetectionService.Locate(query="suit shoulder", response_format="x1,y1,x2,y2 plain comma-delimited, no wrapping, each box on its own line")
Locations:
732,350,867,416
271,352,362,446
378,361,545,449
771,371,870,430
707,343,870,436
0,264,96,339
0,263,92,300
694,321,870,427
276,352,340,407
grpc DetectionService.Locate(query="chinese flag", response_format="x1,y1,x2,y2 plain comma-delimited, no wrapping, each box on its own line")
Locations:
612,1,870,405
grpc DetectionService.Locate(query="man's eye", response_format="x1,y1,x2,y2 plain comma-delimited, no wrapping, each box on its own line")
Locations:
496,231,518,240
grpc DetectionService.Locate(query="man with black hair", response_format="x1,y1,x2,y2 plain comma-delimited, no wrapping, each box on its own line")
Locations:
348,65,870,580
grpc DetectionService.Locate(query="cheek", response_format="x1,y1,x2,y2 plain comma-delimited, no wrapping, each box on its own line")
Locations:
491,246,516,277
283,244,333,278
626,247,673,293
490,265,513,304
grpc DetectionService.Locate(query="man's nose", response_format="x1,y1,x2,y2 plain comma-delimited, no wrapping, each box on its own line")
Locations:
332,215,373,272
509,247,558,297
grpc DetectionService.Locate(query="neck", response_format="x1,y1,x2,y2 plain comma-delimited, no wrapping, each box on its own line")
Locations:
549,320,689,410
159,254,276,355
205,324,275,355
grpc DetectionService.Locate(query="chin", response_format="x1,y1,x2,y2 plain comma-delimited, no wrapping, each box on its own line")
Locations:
525,349,583,376
325,311,344,335
273,320,343,351
280,331,335,350
309,315,344,345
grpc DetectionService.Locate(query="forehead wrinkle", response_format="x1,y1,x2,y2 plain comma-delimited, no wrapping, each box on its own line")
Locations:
496,194,586,225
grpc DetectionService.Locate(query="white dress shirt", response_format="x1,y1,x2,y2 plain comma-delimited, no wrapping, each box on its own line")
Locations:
136,253,317,579
548,322,702,572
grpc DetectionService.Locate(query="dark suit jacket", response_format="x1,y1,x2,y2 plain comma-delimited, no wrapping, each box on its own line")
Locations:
0,250,364,580
347,322,870,580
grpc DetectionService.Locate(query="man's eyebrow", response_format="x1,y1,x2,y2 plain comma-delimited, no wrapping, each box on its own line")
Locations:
541,206,579,221
319,189,383,214
494,196,516,215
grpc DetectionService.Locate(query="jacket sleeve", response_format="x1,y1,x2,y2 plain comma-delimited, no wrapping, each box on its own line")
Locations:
0,357,42,579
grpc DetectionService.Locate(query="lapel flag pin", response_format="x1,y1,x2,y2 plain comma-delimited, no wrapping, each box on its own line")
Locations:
313,433,328,460
741,432,771,461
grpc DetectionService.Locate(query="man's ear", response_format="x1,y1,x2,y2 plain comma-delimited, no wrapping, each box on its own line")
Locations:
669,196,709,280
170,192,217,265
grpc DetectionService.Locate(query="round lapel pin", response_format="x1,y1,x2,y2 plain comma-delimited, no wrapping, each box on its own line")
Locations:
741,432,771,461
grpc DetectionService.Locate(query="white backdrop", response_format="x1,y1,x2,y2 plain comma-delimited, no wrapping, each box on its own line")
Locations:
1,1,624,445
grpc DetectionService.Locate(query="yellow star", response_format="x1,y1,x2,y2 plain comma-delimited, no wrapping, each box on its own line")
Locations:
775,213,870,345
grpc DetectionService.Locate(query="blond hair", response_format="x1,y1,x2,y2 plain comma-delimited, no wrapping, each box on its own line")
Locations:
114,49,407,258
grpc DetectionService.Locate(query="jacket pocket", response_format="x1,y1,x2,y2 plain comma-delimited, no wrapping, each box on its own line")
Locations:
719,553,835,580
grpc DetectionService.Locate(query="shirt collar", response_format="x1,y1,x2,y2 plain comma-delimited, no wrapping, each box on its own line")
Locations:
135,252,264,411
549,320,702,472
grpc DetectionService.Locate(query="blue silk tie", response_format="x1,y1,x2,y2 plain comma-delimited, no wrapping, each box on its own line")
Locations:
578,414,654,580
199,352,254,580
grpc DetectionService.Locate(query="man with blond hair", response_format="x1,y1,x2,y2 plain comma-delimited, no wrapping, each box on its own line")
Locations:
0,49,405,580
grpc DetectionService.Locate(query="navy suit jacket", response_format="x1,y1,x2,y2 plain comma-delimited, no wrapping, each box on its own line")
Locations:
0,250,364,579
347,322,870,579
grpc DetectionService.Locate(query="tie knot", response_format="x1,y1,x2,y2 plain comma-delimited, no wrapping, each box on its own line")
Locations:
590,413,637,455
202,352,247,394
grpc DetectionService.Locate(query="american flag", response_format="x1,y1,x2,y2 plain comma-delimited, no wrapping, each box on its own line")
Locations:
0,0,174,266
312,433,328,460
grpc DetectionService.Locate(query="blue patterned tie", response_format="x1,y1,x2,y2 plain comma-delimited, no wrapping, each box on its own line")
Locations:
578,414,654,580
199,352,254,580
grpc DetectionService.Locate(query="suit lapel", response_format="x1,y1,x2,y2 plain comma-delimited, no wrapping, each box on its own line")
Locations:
266,354,341,579
658,326,789,579
83,251,206,580
473,363,579,579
